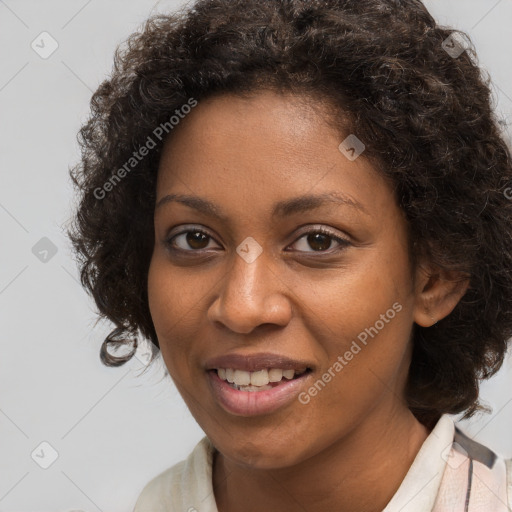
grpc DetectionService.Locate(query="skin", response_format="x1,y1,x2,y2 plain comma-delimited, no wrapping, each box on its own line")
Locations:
147,90,469,512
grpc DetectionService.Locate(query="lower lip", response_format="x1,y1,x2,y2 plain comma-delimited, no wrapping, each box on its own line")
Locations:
207,370,311,416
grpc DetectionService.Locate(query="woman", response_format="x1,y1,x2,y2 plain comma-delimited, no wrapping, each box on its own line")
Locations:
67,0,512,510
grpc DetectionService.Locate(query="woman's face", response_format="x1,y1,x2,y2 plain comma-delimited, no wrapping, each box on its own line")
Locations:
148,90,423,469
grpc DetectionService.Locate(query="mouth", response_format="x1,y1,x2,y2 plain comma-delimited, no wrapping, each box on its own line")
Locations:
206,366,314,416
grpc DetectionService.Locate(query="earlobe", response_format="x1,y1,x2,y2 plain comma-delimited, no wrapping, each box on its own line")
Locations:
413,265,470,327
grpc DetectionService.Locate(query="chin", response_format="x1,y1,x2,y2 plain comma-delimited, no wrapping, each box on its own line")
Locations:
212,429,312,470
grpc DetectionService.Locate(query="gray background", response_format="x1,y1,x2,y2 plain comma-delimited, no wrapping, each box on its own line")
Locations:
0,1,511,510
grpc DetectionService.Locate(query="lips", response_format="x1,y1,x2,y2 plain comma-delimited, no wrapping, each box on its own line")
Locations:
204,352,315,416
207,368,312,416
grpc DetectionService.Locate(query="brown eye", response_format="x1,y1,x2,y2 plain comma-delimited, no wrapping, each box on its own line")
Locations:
185,231,210,249
290,227,350,253
306,233,333,251
166,228,219,252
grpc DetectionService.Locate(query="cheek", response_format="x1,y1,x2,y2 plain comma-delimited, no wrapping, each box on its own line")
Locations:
293,244,415,393
292,246,412,347
147,253,222,392
147,256,191,367
148,250,203,324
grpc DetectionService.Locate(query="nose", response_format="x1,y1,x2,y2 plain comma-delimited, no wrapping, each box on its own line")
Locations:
206,247,293,334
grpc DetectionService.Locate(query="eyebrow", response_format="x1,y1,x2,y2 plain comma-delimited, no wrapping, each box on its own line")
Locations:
155,191,369,219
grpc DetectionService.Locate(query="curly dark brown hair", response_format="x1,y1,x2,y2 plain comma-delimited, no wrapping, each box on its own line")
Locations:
67,0,512,427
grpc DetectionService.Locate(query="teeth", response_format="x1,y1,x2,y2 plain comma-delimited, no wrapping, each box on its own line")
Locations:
216,367,308,387
250,369,269,386
268,369,283,382
233,369,251,386
283,369,295,379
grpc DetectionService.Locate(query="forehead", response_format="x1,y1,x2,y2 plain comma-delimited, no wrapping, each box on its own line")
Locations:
155,90,396,222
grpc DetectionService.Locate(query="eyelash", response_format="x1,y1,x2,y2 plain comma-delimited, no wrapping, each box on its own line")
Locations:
164,226,351,255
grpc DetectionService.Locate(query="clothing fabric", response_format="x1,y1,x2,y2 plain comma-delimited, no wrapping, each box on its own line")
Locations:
133,415,512,512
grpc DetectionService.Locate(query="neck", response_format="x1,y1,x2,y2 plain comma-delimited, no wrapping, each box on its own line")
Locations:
212,406,430,512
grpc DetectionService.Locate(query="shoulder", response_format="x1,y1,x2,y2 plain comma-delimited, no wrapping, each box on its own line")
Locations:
448,426,512,511
392,415,512,512
133,436,217,512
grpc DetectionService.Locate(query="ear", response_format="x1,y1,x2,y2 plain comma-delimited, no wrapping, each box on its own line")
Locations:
413,263,470,327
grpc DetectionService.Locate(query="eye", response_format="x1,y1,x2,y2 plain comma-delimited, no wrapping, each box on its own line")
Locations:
165,228,220,252
289,226,350,253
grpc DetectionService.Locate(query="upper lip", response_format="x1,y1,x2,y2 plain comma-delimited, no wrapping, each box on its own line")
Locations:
205,352,314,373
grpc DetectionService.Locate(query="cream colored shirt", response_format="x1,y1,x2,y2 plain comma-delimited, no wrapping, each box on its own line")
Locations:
133,415,512,512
